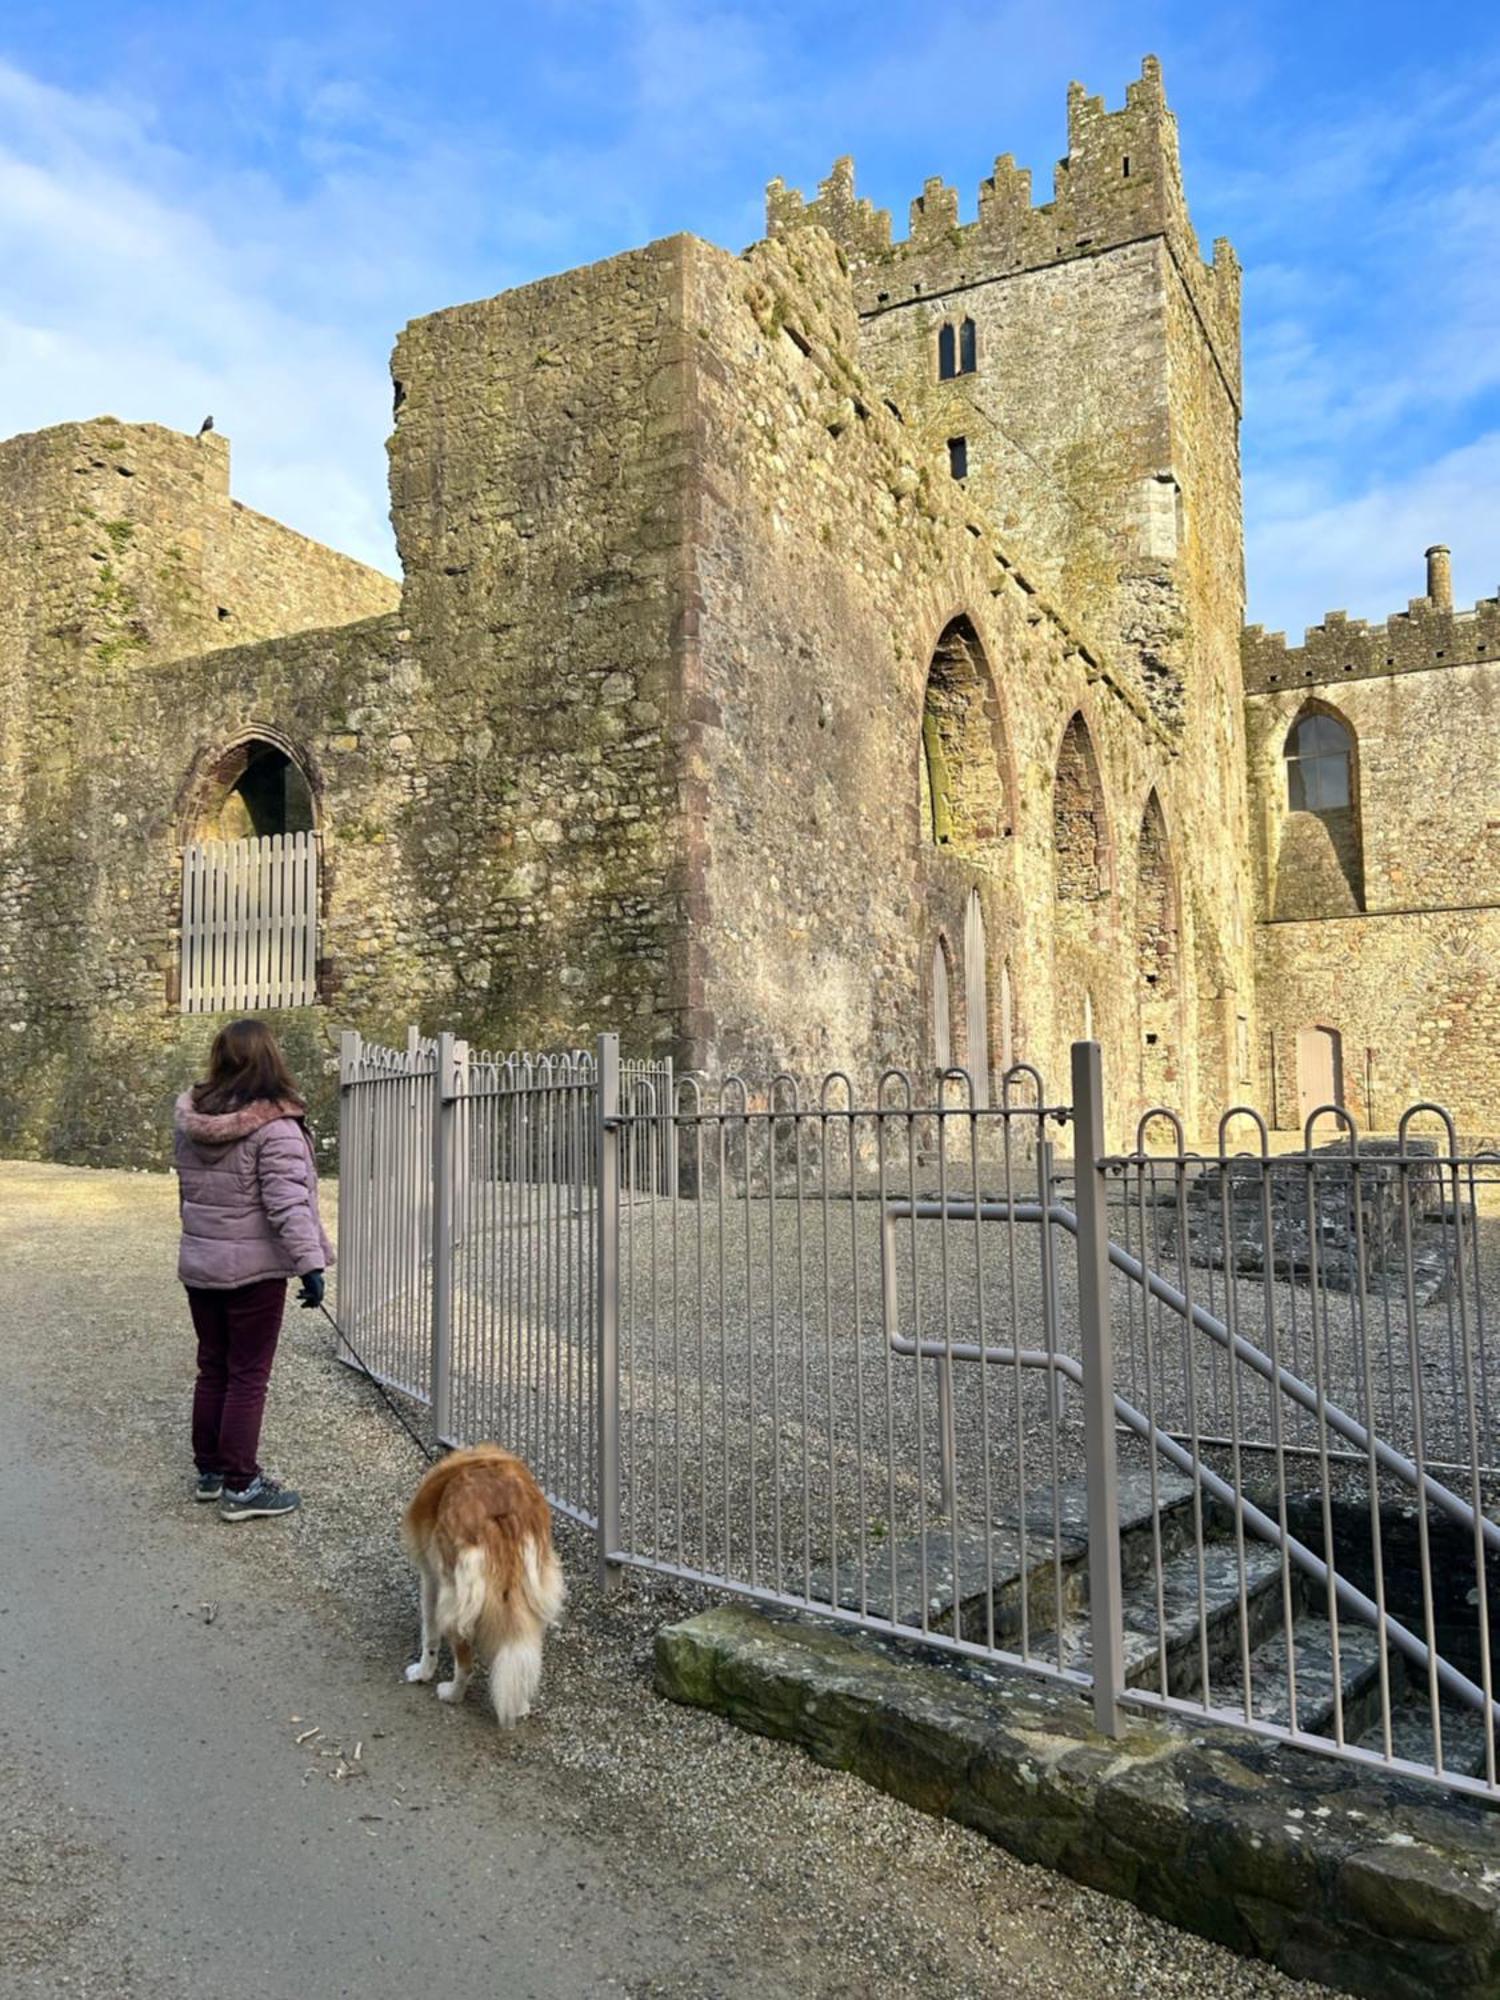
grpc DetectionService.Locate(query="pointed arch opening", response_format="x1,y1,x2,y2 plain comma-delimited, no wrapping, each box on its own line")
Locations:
1136,789,1180,1105
183,732,318,845
1275,702,1364,916
919,616,1010,868
176,730,320,1014
930,934,955,1077
1053,712,1108,908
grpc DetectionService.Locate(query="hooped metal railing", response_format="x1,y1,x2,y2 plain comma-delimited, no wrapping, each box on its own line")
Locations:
881,1181,1500,1732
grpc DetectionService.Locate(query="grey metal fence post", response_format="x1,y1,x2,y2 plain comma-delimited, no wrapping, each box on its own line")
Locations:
337,1029,361,1330
431,1029,460,1444
1072,1039,1125,1738
1038,1133,1065,1430
596,1032,623,1588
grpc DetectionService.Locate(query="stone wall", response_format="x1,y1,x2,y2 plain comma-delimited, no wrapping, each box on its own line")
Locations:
386,238,699,1057
765,58,1255,1121
0,610,423,1163
0,419,401,1163
1255,912,1500,1135
1245,613,1500,1130
674,225,1240,1138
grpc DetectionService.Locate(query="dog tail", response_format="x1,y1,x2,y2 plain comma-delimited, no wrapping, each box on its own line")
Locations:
518,1533,567,1630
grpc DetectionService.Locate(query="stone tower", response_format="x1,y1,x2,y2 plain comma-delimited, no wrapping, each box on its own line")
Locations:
767,57,1254,1107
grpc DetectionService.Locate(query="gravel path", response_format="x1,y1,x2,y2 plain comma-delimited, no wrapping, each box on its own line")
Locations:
1,1158,1333,2000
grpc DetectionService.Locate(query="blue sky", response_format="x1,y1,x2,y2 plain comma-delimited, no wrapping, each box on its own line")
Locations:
1,0,1497,637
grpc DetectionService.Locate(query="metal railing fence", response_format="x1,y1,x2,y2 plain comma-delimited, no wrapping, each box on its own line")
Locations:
605,1064,1079,1689
336,1029,1500,1804
336,1031,673,1524
335,1028,436,1400
1098,1098,1500,1795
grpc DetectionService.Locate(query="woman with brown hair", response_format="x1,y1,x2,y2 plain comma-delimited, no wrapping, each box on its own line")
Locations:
173,1019,333,1520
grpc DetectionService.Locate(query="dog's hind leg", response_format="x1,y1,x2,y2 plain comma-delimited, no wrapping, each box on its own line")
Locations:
437,1639,472,1705
403,1562,441,1685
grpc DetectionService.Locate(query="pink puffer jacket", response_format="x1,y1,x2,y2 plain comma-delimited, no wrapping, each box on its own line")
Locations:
174,1093,335,1291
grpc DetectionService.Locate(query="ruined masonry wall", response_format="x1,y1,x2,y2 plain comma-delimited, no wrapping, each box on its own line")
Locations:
1247,666,1500,921
1246,656,1500,1131
385,237,696,1057
0,612,421,1162
679,227,1244,1133
0,420,400,1162
1256,914,1500,1135
766,58,1240,394
855,239,1171,666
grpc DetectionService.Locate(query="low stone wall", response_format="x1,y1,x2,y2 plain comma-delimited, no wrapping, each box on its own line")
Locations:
657,1602,1500,1999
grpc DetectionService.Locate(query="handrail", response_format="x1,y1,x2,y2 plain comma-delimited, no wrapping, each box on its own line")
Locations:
883,1196,1500,1558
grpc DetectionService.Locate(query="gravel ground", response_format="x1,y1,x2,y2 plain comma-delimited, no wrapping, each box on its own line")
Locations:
0,1156,1329,2000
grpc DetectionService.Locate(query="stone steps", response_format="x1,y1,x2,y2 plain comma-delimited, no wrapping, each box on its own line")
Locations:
1210,1613,1386,1737
806,1473,1485,1780
1355,1686,1496,1779
803,1467,1200,1642
804,1523,1085,1644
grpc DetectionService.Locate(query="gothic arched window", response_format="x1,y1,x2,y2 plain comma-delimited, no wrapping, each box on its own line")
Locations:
1286,710,1353,812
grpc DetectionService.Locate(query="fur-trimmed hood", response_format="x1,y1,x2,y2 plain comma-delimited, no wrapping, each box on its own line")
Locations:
174,1091,306,1153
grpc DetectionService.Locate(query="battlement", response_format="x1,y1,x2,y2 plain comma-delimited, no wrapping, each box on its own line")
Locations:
765,56,1240,402
1243,552,1500,693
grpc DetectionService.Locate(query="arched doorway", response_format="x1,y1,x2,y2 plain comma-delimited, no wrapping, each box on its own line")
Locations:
179,733,319,1014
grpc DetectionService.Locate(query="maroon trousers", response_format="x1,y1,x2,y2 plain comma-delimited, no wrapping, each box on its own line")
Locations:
188,1278,287,1488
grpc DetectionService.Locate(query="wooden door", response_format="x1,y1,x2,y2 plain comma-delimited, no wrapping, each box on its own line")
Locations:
1296,1025,1343,1128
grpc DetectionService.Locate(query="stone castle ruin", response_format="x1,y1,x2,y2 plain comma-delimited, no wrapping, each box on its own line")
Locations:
2,56,1497,1162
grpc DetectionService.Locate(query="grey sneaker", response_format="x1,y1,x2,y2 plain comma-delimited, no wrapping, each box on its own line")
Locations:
195,1472,224,1503
220,1474,301,1522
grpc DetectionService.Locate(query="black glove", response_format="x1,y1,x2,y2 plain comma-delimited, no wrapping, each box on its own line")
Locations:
297,1270,325,1309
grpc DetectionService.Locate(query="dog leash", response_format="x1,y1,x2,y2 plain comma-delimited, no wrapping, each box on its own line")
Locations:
314,1298,445,1464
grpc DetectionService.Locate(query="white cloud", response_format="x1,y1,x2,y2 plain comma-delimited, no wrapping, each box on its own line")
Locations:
1227,62,1500,633
0,57,402,570
1247,432,1500,638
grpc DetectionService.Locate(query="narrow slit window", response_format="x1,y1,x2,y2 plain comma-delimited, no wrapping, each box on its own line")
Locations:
947,436,968,480
937,322,957,380
959,317,976,373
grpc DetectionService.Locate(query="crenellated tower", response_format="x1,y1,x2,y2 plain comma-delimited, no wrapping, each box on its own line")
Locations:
766,57,1241,403
768,55,1254,1105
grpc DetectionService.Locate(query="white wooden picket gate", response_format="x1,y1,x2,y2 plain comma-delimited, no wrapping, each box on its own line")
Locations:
180,832,319,1014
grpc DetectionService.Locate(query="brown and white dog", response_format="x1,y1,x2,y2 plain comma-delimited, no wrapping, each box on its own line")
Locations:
400,1445,565,1724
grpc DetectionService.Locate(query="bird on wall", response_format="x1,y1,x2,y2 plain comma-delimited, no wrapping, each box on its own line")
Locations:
198,416,214,435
